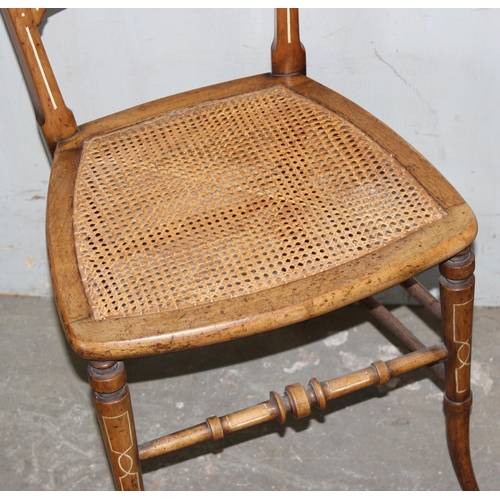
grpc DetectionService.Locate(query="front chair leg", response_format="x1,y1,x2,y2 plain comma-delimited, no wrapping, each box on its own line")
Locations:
439,247,479,490
88,361,144,491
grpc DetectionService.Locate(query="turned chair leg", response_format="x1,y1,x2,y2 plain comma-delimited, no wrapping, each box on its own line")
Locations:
439,247,479,491
88,361,144,491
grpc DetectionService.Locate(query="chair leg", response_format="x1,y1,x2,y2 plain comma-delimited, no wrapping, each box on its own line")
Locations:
88,361,144,491
439,247,479,490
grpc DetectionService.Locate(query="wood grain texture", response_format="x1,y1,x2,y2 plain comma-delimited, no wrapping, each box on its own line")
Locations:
271,8,306,75
88,361,144,490
42,72,477,360
440,248,479,490
138,344,448,461
2,8,78,155
4,8,480,490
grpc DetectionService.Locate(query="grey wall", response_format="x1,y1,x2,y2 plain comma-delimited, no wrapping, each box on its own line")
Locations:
1,8,499,305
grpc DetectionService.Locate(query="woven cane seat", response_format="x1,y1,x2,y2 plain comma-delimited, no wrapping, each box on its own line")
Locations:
74,85,446,321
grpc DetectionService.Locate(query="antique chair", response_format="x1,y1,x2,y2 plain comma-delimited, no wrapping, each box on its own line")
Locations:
3,8,479,490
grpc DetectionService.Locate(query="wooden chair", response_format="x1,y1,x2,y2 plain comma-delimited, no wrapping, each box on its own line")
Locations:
3,8,479,490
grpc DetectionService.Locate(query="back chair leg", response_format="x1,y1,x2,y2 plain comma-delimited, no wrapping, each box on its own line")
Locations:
88,361,144,491
439,247,479,491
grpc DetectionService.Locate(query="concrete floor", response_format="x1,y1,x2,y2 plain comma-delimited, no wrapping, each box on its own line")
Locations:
1,294,499,491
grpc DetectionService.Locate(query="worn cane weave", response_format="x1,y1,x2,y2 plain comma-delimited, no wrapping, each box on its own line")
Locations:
74,85,446,320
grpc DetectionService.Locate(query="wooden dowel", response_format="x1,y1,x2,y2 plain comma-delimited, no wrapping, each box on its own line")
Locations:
138,344,448,461
360,296,445,381
400,278,442,320
139,423,212,461
385,344,447,378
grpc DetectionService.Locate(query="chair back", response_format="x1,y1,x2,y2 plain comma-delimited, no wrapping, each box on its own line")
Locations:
3,8,306,157
2,8,77,155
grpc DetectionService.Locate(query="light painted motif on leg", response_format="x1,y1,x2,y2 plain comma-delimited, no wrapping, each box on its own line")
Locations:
453,298,473,394
102,411,140,491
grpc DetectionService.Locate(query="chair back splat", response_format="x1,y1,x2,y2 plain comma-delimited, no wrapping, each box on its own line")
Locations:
2,7,479,491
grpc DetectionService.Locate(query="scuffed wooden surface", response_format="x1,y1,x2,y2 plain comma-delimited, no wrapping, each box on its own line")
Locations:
1,295,498,490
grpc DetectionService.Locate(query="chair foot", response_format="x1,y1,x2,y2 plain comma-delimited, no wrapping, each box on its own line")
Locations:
444,395,479,490
88,361,144,491
439,248,479,491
